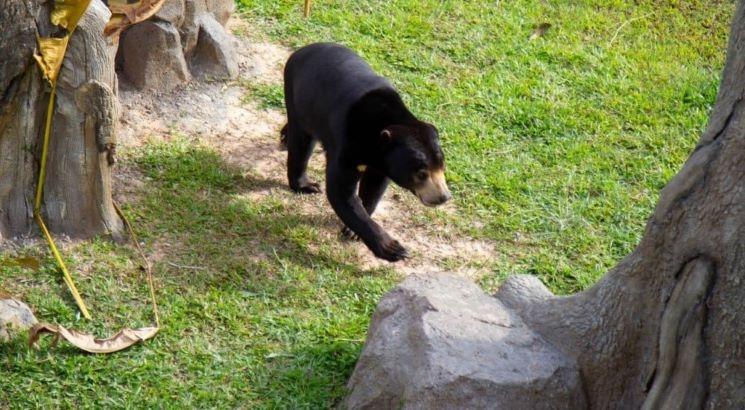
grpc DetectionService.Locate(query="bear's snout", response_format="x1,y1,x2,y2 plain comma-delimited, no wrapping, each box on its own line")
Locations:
415,170,451,207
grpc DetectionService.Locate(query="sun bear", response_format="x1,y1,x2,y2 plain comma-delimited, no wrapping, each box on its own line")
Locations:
282,42,451,262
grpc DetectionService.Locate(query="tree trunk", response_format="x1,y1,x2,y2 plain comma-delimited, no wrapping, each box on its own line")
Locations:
346,2,745,408
0,0,122,242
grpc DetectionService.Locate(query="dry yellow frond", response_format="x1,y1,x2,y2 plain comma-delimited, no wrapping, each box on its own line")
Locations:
50,0,92,31
34,36,70,84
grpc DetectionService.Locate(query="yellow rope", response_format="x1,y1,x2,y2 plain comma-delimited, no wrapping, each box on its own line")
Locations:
34,66,159,327
32,0,159,347
114,203,160,328
34,215,92,319
34,81,93,320
34,81,55,212
304,0,312,17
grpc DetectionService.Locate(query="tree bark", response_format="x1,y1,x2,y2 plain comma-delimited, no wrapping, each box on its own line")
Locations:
347,2,745,408
0,0,122,242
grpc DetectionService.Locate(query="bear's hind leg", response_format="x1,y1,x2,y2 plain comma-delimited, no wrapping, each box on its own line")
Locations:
286,123,320,194
279,124,288,151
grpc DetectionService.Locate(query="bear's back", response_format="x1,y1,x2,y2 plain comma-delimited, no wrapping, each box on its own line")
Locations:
285,43,393,139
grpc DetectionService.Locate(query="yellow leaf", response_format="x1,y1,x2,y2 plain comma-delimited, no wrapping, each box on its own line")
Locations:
50,0,92,31
34,36,69,84
35,0,92,85
104,0,167,38
29,323,159,354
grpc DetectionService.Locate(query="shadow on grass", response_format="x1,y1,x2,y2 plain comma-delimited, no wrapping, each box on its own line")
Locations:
120,140,388,406
130,139,386,286
0,140,393,408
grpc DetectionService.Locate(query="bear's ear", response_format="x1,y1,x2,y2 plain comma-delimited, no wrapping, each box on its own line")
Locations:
380,129,392,140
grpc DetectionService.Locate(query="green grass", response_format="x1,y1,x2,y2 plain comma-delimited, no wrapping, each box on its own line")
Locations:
1,0,734,408
238,0,732,293
2,140,394,408
243,82,285,110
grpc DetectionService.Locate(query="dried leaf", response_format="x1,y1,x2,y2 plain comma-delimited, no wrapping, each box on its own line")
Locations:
29,323,158,354
15,256,41,271
50,0,92,30
0,256,41,271
34,37,70,84
529,22,552,40
104,0,167,38
35,0,92,85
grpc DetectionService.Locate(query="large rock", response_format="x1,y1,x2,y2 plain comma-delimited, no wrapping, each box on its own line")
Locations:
0,298,37,342
154,0,185,26
116,0,238,89
188,14,238,79
345,274,586,409
119,20,191,91
205,0,235,26
179,0,203,55
179,0,235,57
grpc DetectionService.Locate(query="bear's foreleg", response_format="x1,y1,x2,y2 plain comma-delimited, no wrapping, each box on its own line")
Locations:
342,168,390,240
327,165,407,262
359,168,390,214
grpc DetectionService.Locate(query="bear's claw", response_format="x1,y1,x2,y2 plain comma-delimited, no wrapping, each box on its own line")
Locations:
373,237,408,262
341,226,359,241
292,182,322,194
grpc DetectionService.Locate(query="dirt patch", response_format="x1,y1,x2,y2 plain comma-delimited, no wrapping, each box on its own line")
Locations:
115,17,496,279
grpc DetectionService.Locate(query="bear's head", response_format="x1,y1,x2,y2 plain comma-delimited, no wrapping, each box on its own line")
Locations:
381,122,452,207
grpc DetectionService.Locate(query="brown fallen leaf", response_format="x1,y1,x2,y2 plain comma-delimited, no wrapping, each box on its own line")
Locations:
29,323,158,354
104,0,168,38
15,256,41,271
0,256,41,271
529,22,552,40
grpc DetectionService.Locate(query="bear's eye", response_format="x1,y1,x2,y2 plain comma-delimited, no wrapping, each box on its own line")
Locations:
415,170,429,182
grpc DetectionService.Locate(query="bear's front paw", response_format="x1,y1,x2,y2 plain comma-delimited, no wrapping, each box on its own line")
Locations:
291,181,322,194
372,237,408,262
341,226,359,241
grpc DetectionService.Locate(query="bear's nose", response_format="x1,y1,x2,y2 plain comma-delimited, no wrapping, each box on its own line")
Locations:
437,192,452,204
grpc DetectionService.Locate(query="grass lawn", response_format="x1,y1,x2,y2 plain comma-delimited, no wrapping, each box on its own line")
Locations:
0,0,733,408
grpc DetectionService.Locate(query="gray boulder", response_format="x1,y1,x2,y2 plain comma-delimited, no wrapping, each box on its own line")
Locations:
344,274,586,409
179,0,203,56
0,298,37,342
180,0,235,57
116,0,238,89
119,20,191,91
205,0,235,25
188,13,238,80
154,0,185,26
